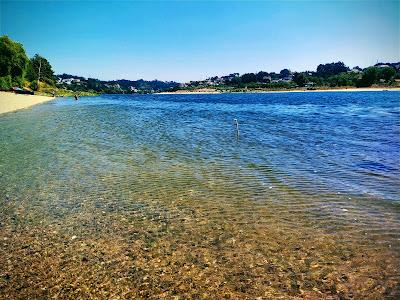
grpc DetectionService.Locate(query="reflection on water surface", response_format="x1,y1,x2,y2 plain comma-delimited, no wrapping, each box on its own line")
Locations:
0,92,399,298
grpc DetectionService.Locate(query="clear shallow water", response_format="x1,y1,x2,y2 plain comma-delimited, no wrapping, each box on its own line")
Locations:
0,92,399,298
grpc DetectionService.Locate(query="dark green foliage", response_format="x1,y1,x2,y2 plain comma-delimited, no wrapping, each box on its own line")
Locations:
12,76,24,87
256,71,270,83
168,86,180,92
316,62,349,77
58,73,85,80
356,67,378,87
56,76,179,94
87,78,102,91
241,73,257,84
229,76,242,85
0,75,12,91
355,66,396,87
279,69,291,79
0,36,29,86
327,72,360,87
30,80,38,91
377,67,396,82
307,76,324,86
269,72,279,80
26,54,56,85
293,73,307,87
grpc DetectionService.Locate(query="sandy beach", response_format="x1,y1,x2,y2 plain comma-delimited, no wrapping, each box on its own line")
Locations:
157,87,400,95
0,92,54,114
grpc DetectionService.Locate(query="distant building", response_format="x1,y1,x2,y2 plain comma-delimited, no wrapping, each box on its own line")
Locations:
305,82,316,89
350,67,363,73
374,62,400,71
129,86,138,92
281,74,293,81
263,76,272,82
272,75,293,83
57,78,81,85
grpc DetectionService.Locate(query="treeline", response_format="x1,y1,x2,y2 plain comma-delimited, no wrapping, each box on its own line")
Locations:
0,36,179,94
0,36,56,91
2,35,399,94
181,62,399,91
292,62,398,88
57,76,179,94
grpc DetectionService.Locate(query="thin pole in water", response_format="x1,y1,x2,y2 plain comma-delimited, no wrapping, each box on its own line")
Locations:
234,118,240,140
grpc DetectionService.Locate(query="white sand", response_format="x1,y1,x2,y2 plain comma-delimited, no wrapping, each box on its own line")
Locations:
0,92,54,114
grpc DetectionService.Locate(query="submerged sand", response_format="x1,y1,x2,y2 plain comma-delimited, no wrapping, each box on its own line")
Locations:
0,92,54,114
0,92,399,298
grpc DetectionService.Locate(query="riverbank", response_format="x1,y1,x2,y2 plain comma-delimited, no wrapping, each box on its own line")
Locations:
0,92,55,114
157,87,400,94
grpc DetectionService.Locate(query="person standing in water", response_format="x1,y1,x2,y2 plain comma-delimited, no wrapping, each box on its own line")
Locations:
74,95,78,101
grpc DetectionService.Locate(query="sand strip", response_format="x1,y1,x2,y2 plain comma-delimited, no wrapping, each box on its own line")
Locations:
0,92,55,114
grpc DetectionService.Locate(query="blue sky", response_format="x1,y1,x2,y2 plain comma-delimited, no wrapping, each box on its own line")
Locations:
1,1,399,82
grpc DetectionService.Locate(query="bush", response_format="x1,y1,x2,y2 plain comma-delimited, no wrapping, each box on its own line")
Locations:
30,80,38,91
377,67,396,82
12,76,24,87
327,72,358,87
0,75,12,91
293,73,307,87
357,67,378,87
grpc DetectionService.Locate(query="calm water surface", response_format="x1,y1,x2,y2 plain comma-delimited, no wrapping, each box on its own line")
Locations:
0,92,399,298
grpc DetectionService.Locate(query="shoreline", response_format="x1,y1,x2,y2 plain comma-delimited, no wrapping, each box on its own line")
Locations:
0,92,55,115
157,87,400,95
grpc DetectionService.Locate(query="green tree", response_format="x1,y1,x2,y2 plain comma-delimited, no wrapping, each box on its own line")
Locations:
241,73,257,83
256,71,270,82
229,76,242,85
26,54,55,85
87,78,101,91
316,61,349,77
279,69,291,79
357,67,378,87
327,72,359,87
0,75,12,90
377,67,396,82
308,76,323,86
0,35,29,88
30,80,38,91
293,72,307,87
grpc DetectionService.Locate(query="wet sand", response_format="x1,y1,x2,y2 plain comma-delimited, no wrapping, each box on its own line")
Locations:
0,92,54,114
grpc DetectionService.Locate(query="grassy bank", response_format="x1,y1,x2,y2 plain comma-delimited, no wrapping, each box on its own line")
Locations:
31,81,99,97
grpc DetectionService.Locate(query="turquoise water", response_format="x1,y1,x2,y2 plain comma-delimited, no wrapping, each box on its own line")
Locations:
0,92,399,298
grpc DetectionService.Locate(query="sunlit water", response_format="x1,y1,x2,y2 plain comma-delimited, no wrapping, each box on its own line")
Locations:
0,92,399,298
